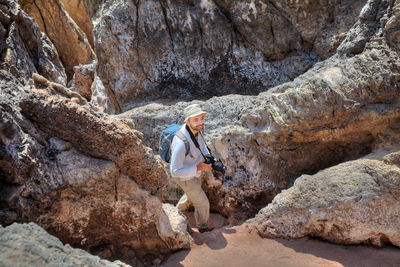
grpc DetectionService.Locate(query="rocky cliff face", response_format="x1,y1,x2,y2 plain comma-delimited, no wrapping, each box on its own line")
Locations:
120,0,400,223
0,0,66,84
92,0,365,112
1,0,400,265
1,1,192,265
0,72,192,265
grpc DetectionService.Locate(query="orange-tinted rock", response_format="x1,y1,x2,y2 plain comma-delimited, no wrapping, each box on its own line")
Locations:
60,0,94,48
20,0,95,80
0,0,66,84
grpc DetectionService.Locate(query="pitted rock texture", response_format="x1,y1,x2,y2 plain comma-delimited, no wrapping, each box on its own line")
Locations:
19,0,95,79
19,85,168,194
118,0,400,222
246,147,400,247
92,0,365,112
0,72,190,265
0,223,129,267
0,0,66,84
70,62,95,100
1,0,400,263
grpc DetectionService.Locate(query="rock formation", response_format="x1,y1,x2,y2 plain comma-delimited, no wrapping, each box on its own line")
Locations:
1,0,400,265
247,147,400,247
0,223,129,267
69,62,96,100
119,0,400,223
0,72,192,265
19,0,95,79
0,0,66,84
59,0,95,48
91,0,365,112
0,2,193,264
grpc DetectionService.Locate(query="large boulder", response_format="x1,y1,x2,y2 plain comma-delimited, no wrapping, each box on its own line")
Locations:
0,223,129,267
246,147,400,247
0,72,191,265
0,0,66,84
92,0,364,112
19,82,168,194
118,0,400,222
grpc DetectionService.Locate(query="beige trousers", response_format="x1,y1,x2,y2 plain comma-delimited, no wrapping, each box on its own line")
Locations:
173,177,210,227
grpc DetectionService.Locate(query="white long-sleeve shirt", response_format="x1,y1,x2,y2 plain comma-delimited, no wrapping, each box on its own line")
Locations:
170,124,209,181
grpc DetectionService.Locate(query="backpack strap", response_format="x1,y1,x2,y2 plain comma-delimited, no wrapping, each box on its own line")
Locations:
175,131,190,157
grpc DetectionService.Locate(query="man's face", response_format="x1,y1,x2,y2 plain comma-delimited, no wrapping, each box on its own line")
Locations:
187,113,206,132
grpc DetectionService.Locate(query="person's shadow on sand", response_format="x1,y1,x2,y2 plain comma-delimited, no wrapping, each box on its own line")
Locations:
160,227,237,267
191,227,236,249
183,212,235,249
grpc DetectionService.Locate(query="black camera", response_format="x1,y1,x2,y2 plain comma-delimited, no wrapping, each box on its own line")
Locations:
204,154,227,174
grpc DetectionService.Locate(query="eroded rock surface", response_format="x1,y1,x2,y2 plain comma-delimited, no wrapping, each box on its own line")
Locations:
19,0,95,79
0,0,66,84
247,147,400,247
0,72,190,265
20,84,168,193
92,0,365,112
69,62,95,100
0,223,129,267
119,0,400,222
1,0,400,263
60,0,95,48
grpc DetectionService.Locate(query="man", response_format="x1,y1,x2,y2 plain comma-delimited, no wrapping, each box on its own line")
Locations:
170,104,213,233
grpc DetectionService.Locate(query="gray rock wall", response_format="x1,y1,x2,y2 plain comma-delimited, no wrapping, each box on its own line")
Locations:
92,0,365,112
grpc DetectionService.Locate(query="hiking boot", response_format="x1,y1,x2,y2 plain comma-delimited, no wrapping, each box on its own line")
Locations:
198,226,214,233
187,223,194,234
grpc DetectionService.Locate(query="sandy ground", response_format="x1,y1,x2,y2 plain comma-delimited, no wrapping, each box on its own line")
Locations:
161,213,400,267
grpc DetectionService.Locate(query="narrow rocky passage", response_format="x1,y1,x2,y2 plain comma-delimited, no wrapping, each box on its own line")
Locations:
1,0,400,266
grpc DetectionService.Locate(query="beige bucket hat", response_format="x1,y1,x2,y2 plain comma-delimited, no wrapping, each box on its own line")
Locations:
184,104,207,121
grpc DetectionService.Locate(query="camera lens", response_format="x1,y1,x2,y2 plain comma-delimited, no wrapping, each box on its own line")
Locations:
212,161,226,173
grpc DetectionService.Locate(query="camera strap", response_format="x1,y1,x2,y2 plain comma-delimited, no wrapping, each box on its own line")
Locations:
185,124,226,174
199,131,212,153
185,124,209,160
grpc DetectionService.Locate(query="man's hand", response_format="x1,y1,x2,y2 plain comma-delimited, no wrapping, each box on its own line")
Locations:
197,160,212,172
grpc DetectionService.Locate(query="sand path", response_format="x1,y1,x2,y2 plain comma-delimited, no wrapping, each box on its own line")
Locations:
161,213,400,267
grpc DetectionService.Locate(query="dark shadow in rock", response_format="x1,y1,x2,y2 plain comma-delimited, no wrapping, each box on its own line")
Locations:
160,249,189,267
